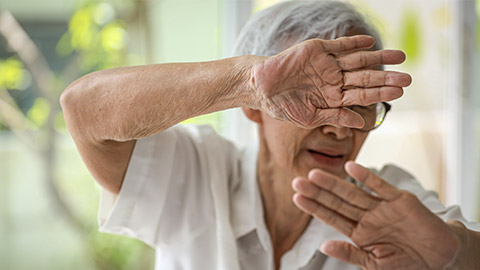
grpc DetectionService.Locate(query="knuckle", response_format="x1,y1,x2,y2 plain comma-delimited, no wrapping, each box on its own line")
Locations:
344,188,358,203
362,71,371,87
400,190,417,202
323,210,336,225
360,53,368,67
371,179,386,193
353,209,365,221
367,199,379,210
314,188,324,201
329,196,343,211
359,89,367,104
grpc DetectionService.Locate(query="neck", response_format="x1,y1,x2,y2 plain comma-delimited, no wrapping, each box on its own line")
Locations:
257,140,312,258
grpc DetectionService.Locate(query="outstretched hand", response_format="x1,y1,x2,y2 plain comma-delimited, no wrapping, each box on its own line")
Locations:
292,161,459,270
251,35,412,129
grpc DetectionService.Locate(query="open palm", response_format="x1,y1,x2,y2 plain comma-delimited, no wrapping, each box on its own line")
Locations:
292,161,459,270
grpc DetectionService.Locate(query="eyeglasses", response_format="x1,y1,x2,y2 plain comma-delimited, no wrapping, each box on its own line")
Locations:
348,102,391,132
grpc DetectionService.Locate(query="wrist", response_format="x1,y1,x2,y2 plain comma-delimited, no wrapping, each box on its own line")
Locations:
230,55,266,110
444,220,469,270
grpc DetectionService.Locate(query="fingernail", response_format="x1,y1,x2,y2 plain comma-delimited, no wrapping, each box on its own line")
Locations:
388,73,412,87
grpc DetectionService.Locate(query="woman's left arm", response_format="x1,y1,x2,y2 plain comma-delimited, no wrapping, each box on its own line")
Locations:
292,161,480,270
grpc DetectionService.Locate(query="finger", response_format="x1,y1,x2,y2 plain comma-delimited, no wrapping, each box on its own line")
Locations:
320,240,370,268
345,161,401,201
340,86,404,106
302,108,364,129
292,177,366,221
308,169,380,210
338,49,407,70
321,35,375,52
293,193,355,236
344,70,412,88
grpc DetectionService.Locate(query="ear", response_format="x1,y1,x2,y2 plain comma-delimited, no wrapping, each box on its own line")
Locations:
241,107,263,124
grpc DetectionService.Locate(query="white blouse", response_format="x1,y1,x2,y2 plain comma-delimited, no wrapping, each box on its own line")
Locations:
98,124,480,270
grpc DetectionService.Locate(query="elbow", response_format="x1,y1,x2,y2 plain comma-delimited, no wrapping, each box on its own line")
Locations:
60,80,81,126
60,77,85,113
60,72,113,141
59,84,74,114
60,77,93,137
60,70,100,112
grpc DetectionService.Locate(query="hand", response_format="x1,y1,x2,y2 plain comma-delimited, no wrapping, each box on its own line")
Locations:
251,35,412,129
292,161,459,270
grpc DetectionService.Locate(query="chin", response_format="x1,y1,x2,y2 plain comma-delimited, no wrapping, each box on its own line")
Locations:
293,163,346,180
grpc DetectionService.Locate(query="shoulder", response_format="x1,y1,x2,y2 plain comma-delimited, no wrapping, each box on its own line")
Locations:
168,124,236,149
364,164,430,197
138,124,237,158
159,124,242,186
374,163,418,187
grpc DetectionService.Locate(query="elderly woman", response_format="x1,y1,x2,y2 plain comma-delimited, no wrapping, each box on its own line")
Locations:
61,1,480,269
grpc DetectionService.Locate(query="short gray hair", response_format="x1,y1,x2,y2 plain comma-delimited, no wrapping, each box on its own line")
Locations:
233,0,383,57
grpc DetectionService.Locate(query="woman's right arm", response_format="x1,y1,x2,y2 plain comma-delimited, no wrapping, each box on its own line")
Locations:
60,35,411,195
61,56,258,194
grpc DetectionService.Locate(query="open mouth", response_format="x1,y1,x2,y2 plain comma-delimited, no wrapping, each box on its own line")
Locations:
307,149,345,167
307,149,344,158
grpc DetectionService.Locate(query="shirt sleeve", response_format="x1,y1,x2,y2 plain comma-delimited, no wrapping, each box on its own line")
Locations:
97,124,238,248
377,164,480,232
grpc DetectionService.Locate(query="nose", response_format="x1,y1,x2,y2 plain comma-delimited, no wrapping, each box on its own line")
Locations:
320,125,353,140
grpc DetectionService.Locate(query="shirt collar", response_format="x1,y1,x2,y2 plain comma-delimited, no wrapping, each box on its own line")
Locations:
231,139,259,239
230,139,351,266
231,138,274,253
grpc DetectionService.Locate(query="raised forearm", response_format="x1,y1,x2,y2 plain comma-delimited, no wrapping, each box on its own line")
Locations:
445,220,480,269
59,36,411,194
61,55,260,142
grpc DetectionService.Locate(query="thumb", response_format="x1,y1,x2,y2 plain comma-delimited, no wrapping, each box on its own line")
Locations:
320,240,369,268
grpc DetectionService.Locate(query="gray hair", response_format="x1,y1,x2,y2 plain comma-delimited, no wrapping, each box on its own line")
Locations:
233,0,383,57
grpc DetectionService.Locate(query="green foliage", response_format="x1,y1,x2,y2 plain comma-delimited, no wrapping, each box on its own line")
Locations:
400,9,421,63
27,98,51,128
54,112,67,133
87,232,153,269
477,0,480,17
1,0,154,269
0,57,25,90
56,1,128,71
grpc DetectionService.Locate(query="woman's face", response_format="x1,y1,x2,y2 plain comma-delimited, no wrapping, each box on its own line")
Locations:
253,30,377,180
258,111,369,179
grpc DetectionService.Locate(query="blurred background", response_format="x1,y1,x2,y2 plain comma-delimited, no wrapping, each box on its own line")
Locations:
0,0,478,269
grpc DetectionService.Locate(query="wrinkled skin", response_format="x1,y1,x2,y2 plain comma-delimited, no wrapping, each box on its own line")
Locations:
292,161,459,270
251,36,411,129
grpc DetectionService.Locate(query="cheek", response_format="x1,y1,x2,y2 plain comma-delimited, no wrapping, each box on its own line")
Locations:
261,116,305,165
264,124,294,159
350,132,369,160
